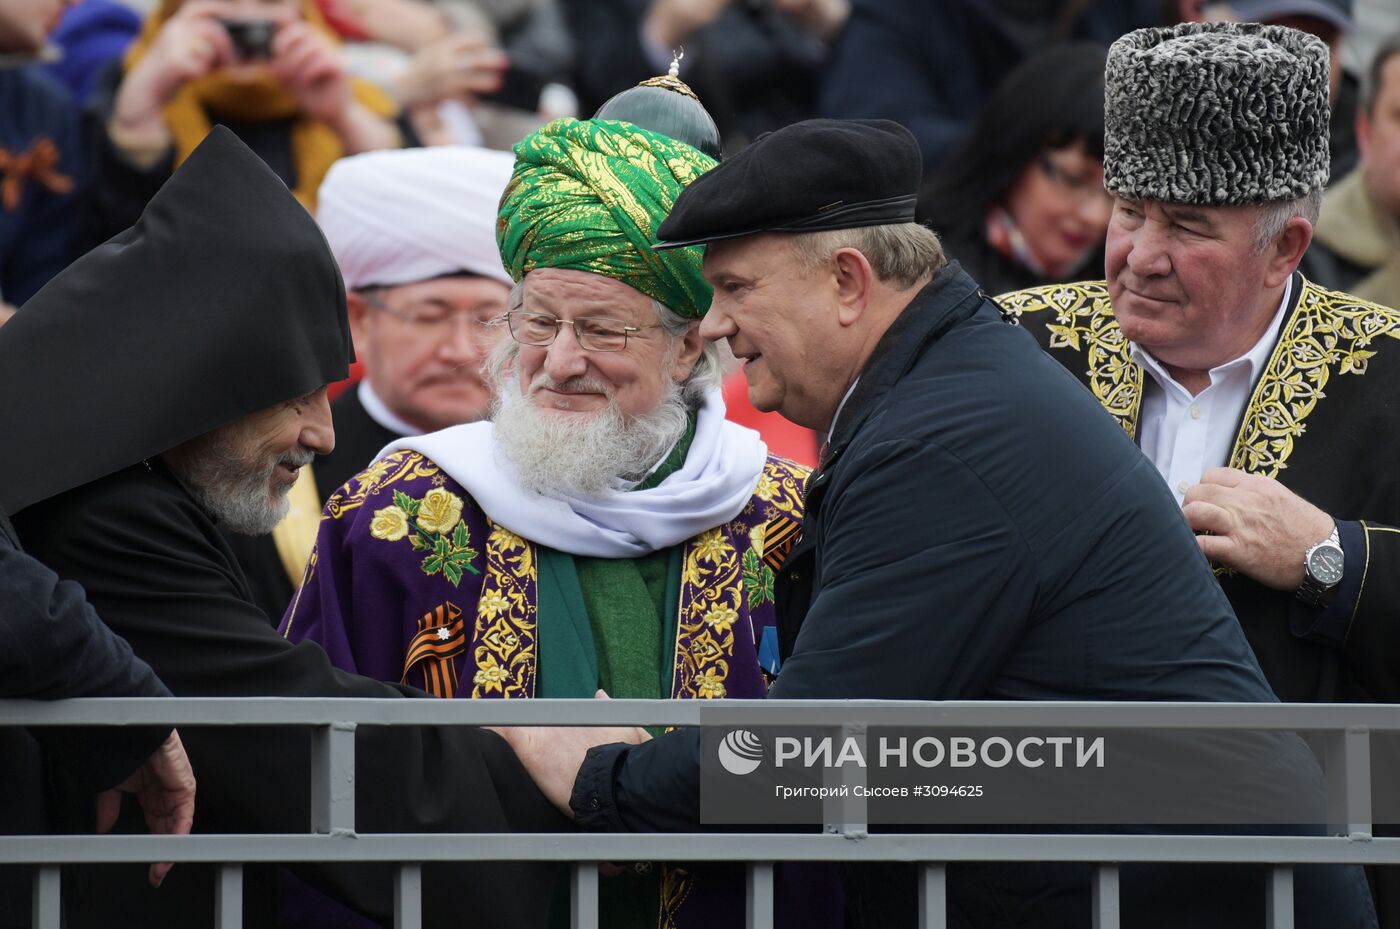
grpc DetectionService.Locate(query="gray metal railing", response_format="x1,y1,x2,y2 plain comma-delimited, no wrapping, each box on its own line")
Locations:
3,698,1398,929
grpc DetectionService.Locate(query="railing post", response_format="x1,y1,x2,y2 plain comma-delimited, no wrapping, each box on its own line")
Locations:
31,866,59,929
1092,864,1120,929
1267,865,1294,929
746,862,775,929
395,864,422,929
311,721,358,834
823,722,868,838
215,864,243,929
918,864,947,929
570,863,598,929
1325,727,1373,838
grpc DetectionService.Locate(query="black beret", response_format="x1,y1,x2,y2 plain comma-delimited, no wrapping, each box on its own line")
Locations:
654,118,922,250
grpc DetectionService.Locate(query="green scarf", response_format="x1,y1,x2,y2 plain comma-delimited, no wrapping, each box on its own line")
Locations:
535,414,697,929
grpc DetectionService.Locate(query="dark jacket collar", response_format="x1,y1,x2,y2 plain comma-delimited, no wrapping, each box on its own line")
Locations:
825,261,986,462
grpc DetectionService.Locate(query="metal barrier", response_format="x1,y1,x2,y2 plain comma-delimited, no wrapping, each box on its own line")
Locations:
2,698,1397,929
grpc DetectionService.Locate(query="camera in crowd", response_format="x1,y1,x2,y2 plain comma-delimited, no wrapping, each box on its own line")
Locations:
221,19,278,61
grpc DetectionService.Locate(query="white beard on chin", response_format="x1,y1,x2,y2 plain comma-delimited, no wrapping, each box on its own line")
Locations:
489,349,691,499
167,424,315,536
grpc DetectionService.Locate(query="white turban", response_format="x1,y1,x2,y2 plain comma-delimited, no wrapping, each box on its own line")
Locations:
317,145,515,290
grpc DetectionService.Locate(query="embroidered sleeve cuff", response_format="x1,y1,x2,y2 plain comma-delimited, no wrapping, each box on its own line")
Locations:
1290,519,1364,649
570,742,632,832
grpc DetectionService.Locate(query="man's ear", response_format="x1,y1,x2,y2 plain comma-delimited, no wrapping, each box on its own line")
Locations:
1264,216,1314,287
670,320,707,384
832,247,876,326
346,291,373,362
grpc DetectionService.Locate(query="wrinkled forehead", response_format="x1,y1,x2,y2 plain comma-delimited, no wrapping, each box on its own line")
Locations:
519,268,656,320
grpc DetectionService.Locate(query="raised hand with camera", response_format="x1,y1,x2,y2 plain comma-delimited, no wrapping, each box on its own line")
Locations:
266,18,397,153
109,0,243,158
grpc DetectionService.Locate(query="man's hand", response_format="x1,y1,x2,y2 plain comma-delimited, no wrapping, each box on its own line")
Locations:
489,691,649,817
1183,467,1334,591
95,729,196,888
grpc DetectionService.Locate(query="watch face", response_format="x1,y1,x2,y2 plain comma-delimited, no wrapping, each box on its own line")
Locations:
1308,545,1345,586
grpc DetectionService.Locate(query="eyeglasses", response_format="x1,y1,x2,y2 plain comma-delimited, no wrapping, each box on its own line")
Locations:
504,310,661,353
366,295,502,332
1039,154,1112,207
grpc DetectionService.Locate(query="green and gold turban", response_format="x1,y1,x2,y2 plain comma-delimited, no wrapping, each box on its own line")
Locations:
496,118,717,319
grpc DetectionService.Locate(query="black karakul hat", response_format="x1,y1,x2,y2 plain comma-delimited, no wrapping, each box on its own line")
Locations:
1104,21,1330,204
655,118,921,250
0,126,352,514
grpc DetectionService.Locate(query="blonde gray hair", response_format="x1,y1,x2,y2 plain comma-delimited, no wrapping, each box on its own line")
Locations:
1252,190,1322,255
787,223,946,289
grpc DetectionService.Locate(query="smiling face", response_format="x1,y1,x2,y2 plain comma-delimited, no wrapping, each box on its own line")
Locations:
1003,138,1112,276
700,234,849,430
1105,198,1284,374
163,386,334,535
349,274,510,433
514,268,702,421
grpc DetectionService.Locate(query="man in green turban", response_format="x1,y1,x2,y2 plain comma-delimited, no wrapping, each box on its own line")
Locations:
281,115,836,929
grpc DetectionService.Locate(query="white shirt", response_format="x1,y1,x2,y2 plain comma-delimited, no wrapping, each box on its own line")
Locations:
1131,278,1291,505
358,380,424,438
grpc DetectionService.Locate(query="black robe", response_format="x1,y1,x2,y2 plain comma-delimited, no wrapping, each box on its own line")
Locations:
12,461,568,928
228,386,402,623
0,511,170,929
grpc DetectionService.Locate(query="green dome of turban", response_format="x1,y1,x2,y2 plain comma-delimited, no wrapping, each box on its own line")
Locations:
496,117,717,320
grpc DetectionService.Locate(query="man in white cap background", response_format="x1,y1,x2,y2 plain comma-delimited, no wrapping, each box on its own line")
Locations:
230,144,516,621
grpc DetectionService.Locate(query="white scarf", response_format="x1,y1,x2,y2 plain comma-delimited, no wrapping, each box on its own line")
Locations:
377,388,769,558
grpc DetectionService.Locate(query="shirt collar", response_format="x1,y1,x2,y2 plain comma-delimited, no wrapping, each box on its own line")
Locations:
1130,276,1292,396
357,380,425,438
828,377,860,439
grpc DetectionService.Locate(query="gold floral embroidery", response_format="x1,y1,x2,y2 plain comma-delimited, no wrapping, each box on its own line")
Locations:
326,450,441,520
996,282,1142,439
674,529,740,699
660,866,693,929
416,487,464,535
756,457,808,521
471,523,538,698
1228,282,1400,477
472,655,511,695
1000,280,1400,476
368,505,410,541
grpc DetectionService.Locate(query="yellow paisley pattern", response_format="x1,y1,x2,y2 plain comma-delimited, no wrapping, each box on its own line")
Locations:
756,457,809,521
999,279,1400,477
674,528,741,700
996,282,1142,439
471,523,538,698
1228,284,1400,477
326,450,441,521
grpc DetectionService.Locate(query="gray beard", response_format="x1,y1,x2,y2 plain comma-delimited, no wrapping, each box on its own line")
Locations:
490,367,691,499
166,424,314,536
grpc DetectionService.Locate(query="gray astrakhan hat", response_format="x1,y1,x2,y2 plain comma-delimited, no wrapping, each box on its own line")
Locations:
1103,21,1330,205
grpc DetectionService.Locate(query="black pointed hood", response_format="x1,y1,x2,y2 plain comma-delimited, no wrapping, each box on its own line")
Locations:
0,126,352,514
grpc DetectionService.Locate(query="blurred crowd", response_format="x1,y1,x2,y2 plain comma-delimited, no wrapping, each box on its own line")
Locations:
2,0,1398,324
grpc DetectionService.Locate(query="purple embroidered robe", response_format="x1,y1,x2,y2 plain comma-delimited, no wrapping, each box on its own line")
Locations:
282,449,832,929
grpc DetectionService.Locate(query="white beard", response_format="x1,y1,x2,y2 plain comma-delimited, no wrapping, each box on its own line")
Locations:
167,422,314,536
489,350,691,499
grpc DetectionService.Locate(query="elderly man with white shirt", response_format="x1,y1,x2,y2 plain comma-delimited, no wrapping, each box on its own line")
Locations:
1005,28,1400,915
1003,24,1400,706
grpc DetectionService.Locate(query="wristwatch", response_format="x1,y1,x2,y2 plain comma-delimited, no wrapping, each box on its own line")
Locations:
1296,525,1344,606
